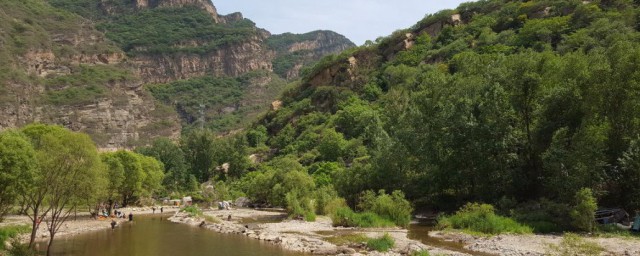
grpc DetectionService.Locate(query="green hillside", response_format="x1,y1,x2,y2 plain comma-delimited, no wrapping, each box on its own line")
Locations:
206,0,640,227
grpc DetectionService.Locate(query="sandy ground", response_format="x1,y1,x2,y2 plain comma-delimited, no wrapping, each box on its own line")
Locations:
431,231,640,256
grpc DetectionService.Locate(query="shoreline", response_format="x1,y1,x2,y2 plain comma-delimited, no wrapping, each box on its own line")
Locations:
0,206,180,246
168,208,464,255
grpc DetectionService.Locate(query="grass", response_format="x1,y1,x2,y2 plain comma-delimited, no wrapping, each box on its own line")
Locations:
330,207,396,228
412,251,431,256
437,203,532,235
546,233,604,256
595,224,640,239
0,225,31,250
366,233,395,252
324,233,368,245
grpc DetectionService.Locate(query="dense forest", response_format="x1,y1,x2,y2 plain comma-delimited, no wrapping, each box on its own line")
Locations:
5,1,640,251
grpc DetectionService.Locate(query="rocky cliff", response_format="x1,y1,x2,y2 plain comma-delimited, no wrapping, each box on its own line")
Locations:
0,0,181,149
0,0,354,148
267,31,356,79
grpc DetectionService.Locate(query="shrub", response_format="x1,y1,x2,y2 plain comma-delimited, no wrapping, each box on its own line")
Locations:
511,198,572,233
546,233,604,256
367,233,395,252
181,205,202,217
0,225,30,250
437,203,532,235
7,240,36,256
570,188,597,232
324,197,348,217
358,190,413,227
313,185,339,215
331,207,395,228
285,191,315,221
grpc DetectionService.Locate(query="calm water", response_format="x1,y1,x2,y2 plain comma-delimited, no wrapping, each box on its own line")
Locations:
38,214,301,256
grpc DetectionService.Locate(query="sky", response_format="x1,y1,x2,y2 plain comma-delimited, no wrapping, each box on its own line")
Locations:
214,0,470,45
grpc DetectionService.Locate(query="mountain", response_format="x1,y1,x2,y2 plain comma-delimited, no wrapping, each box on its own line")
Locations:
248,0,640,211
0,0,354,148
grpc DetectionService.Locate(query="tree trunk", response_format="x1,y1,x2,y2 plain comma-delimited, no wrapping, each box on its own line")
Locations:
46,233,55,256
28,204,39,248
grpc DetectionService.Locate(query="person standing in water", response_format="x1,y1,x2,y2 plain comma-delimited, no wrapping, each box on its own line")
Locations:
152,207,156,214
160,206,163,213
128,212,133,221
110,219,117,229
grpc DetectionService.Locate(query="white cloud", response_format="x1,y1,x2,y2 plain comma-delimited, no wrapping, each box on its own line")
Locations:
214,0,469,45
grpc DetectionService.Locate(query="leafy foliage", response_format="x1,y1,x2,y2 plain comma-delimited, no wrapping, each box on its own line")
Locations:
437,203,532,235
95,6,257,55
366,233,395,252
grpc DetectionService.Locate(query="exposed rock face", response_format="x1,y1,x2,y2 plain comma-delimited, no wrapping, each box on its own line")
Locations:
134,37,274,83
0,1,181,149
0,0,353,148
268,30,356,79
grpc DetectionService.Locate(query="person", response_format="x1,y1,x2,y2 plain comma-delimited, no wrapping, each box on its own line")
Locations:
110,219,117,229
227,214,231,221
152,207,156,214
128,212,133,221
160,206,163,213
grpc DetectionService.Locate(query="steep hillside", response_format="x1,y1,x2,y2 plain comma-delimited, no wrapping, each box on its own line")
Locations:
267,30,356,79
249,0,640,213
0,0,180,148
0,0,354,147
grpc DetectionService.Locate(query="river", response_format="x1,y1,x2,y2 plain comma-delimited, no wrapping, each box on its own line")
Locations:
37,214,301,256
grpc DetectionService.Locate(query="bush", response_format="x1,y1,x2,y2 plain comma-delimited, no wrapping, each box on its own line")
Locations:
181,205,202,217
511,199,572,233
0,225,30,250
313,185,339,215
358,190,413,227
437,203,532,235
570,188,597,232
546,233,604,256
285,191,315,221
367,233,395,252
7,240,36,256
331,207,395,228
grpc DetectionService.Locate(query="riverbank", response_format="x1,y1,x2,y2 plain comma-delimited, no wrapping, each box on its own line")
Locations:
0,206,179,246
168,208,466,255
430,230,640,256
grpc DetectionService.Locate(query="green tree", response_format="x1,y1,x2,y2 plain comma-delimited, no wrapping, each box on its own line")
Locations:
570,188,597,232
20,124,104,255
112,150,145,207
100,152,125,214
182,130,217,183
0,131,37,221
136,138,191,194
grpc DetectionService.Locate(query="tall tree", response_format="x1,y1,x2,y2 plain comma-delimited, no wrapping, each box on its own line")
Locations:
0,131,37,221
21,124,104,255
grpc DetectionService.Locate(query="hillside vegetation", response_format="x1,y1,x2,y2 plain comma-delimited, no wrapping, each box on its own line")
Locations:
205,0,640,230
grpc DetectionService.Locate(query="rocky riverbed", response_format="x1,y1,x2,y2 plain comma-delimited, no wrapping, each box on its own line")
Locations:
168,208,465,255
430,230,640,256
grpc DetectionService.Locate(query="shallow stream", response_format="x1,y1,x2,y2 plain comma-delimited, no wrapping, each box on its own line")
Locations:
37,214,300,256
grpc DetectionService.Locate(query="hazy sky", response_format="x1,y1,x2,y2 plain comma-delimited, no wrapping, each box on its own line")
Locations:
214,1,470,45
